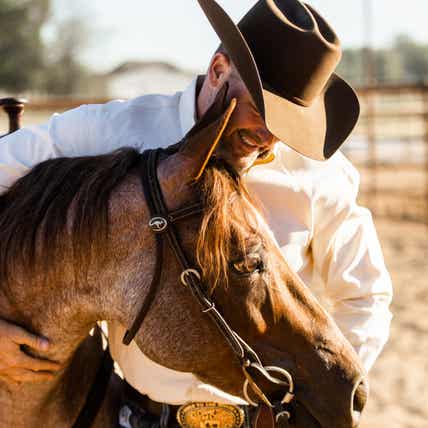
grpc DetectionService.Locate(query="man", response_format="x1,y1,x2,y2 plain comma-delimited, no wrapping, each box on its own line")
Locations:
0,0,392,421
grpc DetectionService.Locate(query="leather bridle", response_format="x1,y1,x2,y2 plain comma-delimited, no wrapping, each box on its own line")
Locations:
122,148,295,424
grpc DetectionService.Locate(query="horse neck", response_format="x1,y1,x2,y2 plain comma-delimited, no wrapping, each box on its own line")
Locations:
0,177,152,426
0,339,106,428
0,281,108,427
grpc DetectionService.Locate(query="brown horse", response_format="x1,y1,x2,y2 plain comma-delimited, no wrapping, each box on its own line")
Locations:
0,100,367,427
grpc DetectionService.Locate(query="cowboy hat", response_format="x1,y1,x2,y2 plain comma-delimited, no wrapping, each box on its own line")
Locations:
197,0,360,160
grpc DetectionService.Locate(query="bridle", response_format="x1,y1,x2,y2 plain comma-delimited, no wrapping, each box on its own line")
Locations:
121,148,296,424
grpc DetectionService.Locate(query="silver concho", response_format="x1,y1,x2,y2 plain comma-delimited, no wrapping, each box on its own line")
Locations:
149,216,168,233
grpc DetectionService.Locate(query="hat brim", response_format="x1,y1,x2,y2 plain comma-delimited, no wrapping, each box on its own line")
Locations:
263,74,360,160
197,0,360,160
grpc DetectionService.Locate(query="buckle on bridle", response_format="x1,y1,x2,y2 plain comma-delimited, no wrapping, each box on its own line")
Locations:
149,216,168,233
180,269,201,287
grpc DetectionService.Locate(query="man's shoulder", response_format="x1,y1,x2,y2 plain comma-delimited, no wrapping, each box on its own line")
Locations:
51,91,184,149
80,91,183,121
27,90,186,157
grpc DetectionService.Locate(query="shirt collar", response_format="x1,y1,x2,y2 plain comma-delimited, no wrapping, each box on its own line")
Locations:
179,75,205,137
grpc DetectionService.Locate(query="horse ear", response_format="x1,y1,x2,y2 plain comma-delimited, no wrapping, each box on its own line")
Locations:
178,83,237,182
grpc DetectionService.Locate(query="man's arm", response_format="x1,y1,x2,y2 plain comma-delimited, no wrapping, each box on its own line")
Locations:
0,102,122,191
311,155,393,372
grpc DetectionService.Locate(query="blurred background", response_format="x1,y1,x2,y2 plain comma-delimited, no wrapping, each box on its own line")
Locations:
0,1,427,427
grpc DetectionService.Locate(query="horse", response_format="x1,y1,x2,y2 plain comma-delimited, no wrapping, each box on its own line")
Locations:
0,96,367,428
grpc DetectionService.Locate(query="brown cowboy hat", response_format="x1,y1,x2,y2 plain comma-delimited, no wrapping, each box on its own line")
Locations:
197,0,360,161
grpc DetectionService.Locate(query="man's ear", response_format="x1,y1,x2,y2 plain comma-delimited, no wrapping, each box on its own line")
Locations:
178,83,236,182
208,52,231,88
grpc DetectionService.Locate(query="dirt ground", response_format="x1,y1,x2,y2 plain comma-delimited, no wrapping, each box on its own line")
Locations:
352,162,428,428
358,218,428,428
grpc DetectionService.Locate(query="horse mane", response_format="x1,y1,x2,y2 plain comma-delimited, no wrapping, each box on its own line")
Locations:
0,148,141,285
0,147,259,292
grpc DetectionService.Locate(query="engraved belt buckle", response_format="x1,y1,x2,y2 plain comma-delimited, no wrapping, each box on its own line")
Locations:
177,402,245,428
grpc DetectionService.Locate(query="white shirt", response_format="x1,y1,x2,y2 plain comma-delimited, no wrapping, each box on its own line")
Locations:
0,78,392,405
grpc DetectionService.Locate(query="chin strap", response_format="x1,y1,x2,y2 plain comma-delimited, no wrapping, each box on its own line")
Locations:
193,97,237,182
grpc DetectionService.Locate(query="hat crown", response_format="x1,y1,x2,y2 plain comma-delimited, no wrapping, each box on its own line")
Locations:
239,0,342,106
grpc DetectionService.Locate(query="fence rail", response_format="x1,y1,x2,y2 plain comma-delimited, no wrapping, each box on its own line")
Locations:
346,83,428,223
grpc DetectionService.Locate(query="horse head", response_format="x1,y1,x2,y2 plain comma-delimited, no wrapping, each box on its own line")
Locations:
132,90,368,428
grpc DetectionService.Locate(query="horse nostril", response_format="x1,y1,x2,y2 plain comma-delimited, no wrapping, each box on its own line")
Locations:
352,378,369,414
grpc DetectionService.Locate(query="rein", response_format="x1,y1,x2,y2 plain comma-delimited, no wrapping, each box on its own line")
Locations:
122,148,295,424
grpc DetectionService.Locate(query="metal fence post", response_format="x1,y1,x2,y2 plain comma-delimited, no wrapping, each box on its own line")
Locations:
365,87,377,215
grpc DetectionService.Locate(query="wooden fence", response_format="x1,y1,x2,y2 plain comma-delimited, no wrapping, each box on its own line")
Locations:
345,84,428,223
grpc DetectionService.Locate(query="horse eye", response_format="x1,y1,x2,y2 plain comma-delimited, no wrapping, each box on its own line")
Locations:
231,254,264,276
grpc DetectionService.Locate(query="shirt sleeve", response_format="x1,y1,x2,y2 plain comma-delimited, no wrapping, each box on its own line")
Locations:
0,100,132,193
310,154,393,372
0,105,90,192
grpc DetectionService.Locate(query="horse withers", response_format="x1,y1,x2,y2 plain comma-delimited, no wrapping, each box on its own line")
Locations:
0,97,367,427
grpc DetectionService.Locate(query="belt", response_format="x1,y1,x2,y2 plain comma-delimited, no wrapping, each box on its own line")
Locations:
121,382,253,428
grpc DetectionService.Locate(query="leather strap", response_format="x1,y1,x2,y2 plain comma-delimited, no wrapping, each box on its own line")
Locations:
123,152,165,345
254,405,275,428
72,347,114,428
168,202,204,223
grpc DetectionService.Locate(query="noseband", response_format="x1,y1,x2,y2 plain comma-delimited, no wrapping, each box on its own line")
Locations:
122,148,295,422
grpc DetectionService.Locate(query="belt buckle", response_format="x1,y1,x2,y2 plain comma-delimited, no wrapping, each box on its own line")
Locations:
177,402,245,428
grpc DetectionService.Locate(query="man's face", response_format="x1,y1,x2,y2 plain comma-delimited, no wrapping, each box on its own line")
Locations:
215,71,279,172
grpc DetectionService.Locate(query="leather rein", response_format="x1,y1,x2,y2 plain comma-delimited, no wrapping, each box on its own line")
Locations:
122,148,295,423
